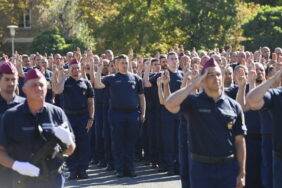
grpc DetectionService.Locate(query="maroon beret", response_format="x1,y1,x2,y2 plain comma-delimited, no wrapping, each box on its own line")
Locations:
69,59,79,65
24,68,44,83
201,58,219,74
0,57,7,62
0,62,18,74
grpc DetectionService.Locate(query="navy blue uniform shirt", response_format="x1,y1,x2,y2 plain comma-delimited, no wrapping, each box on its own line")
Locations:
225,85,261,134
0,95,25,118
149,72,162,110
150,70,183,117
180,91,247,157
263,87,282,153
150,70,183,93
102,72,144,110
44,69,53,103
63,77,94,111
259,109,273,134
0,101,74,171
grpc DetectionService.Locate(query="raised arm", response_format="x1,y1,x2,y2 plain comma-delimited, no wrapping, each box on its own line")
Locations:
236,69,250,112
165,71,207,114
93,62,106,89
246,69,282,110
53,66,68,94
157,75,165,105
142,60,152,87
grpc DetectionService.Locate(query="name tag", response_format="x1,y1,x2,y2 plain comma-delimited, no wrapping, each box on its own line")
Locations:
22,127,35,131
199,109,211,113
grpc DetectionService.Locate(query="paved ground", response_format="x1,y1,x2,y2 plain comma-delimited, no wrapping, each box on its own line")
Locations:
65,162,181,188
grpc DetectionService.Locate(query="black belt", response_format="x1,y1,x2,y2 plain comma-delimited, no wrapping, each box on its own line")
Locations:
64,109,88,115
273,151,282,160
246,134,262,140
191,153,235,164
111,107,138,113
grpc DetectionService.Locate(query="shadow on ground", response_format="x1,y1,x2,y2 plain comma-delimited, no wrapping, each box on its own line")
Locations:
65,162,180,188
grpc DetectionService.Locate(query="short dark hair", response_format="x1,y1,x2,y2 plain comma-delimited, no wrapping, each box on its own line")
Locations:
151,58,158,64
118,54,128,60
159,54,167,60
266,66,275,76
167,52,178,58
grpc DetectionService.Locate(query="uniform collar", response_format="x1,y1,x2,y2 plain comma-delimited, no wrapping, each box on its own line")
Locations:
201,90,226,103
69,76,82,82
0,94,23,105
23,100,47,115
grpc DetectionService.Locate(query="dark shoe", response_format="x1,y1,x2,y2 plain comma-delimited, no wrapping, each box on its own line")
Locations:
90,160,99,165
68,172,78,180
166,170,175,176
126,171,137,177
105,164,114,171
157,167,167,173
97,162,107,168
77,171,89,179
174,169,179,175
115,171,124,178
151,164,157,169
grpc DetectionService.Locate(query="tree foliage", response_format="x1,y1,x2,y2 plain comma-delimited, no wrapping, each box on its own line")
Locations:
241,6,282,51
30,27,90,54
245,0,282,6
30,27,67,54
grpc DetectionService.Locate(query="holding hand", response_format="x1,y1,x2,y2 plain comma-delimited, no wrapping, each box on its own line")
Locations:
12,161,40,177
53,125,74,146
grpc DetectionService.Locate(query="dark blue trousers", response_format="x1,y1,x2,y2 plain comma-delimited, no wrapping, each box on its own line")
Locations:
155,108,165,169
104,107,114,167
95,106,105,163
245,136,263,188
178,124,190,188
148,110,158,165
189,159,238,188
66,113,91,173
90,122,97,163
161,109,179,172
109,109,139,172
261,136,273,188
12,173,64,188
273,157,282,188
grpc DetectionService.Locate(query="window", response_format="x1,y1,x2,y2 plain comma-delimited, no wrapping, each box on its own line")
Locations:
19,9,31,28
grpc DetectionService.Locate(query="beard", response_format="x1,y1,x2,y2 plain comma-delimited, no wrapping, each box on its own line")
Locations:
256,78,264,84
4,89,14,95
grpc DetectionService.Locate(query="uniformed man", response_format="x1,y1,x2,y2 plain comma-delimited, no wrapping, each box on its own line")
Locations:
0,68,76,187
94,54,145,178
246,68,282,188
143,52,183,175
53,58,94,179
165,58,247,188
0,62,25,187
226,63,263,188
38,57,53,103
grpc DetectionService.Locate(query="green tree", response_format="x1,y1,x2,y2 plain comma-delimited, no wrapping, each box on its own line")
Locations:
245,0,282,6
241,6,282,51
180,0,238,50
30,27,68,54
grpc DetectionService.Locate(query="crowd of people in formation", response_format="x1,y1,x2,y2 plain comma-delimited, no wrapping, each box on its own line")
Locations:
0,45,281,188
